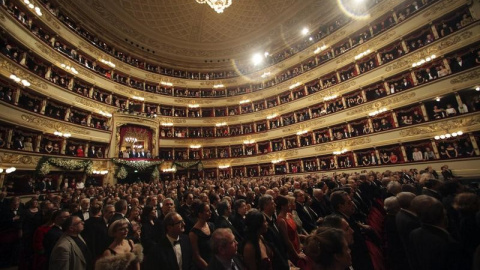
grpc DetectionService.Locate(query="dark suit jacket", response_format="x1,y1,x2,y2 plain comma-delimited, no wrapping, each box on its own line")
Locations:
143,234,195,270
310,197,331,218
263,214,289,270
206,254,246,270
214,216,243,242
229,213,245,240
295,202,317,233
81,216,109,260
43,225,64,264
409,224,467,270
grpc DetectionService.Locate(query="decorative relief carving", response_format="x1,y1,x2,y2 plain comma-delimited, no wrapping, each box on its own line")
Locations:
257,149,298,161
202,117,239,123
450,69,480,84
422,0,458,18
384,47,438,72
0,152,41,164
232,133,266,142
282,119,325,133
1,60,49,90
399,115,480,136
0,11,5,21
43,12,61,30
308,81,357,102
314,137,372,152
35,42,63,63
156,117,186,124
114,85,135,95
346,92,416,115
21,114,91,134
74,97,109,112
437,31,473,50
173,99,213,105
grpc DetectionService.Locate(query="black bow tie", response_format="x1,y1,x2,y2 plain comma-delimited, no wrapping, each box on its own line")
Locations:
173,240,180,246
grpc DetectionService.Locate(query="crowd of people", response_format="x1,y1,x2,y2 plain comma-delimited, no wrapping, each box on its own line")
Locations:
0,165,479,270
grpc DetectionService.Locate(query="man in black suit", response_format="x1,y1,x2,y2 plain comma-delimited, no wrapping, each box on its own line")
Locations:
294,189,318,233
395,192,419,270
43,210,70,268
259,195,289,270
331,190,374,270
207,228,245,270
12,136,24,150
408,195,467,270
214,201,243,243
81,203,110,260
422,179,443,201
87,146,96,158
74,198,90,221
310,188,331,218
109,199,133,238
144,212,195,270
208,194,220,223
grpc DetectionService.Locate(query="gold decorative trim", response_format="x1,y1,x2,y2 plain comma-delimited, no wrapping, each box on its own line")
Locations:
74,97,109,112
173,99,213,105
450,69,480,84
156,117,186,124
399,115,480,136
0,152,41,164
257,149,299,161
282,118,325,133
1,60,49,90
308,81,357,102
21,114,91,134
314,137,372,151
422,0,457,18
346,92,416,116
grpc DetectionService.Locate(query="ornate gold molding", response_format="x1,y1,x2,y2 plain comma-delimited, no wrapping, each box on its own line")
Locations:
399,115,480,136
1,60,49,90
314,137,372,152
346,92,416,116
308,81,357,102
450,69,480,84
422,0,457,17
202,117,239,124
257,149,299,161
74,97,110,112
282,118,325,133
21,114,91,134
156,117,186,124
0,152,41,165
173,98,213,105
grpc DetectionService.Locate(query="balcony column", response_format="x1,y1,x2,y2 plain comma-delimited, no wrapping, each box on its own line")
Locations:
391,111,399,128
86,114,92,127
269,141,273,152
300,160,304,172
361,89,367,102
419,103,429,121
400,144,408,162
383,81,391,95
61,138,67,155
374,149,381,165
410,71,418,85
315,157,320,170
469,134,480,156
376,52,382,65
296,135,301,147
45,66,52,80
400,39,409,53
354,62,361,75
367,118,374,131
6,129,13,149
369,25,374,37
353,152,359,167
335,71,341,83
341,97,347,109
285,161,290,174
333,156,338,168
88,87,94,98
40,98,47,114
67,78,74,90
13,87,21,105
141,102,145,113
431,23,440,39
35,134,42,153
430,139,441,159
328,128,334,141
64,108,71,121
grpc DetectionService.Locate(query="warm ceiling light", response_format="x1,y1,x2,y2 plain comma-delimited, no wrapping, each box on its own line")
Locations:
239,99,251,104
289,82,301,89
271,159,284,164
252,53,264,66
219,165,231,169
188,104,199,108
132,96,145,101
475,86,480,91
243,139,255,144
161,81,173,87
196,0,232,13
216,122,227,127
261,72,271,78
213,84,224,88
266,113,278,120
302,27,309,35
190,144,202,149
161,122,173,126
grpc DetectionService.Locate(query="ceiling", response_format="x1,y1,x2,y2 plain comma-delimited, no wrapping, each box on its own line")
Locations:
54,0,340,68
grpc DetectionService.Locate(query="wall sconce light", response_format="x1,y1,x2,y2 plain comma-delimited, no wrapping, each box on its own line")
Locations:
162,168,176,173
0,167,16,174
10,74,31,87
219,165,230,169
411,54,436,67
271,159,284,164
434,131,463,140
215,122,227,127
368,107,387,116
99,59,116,68
190,144,202,149
323,94,338,101
160,81,173,87
333,149,348,155
54,131,71,138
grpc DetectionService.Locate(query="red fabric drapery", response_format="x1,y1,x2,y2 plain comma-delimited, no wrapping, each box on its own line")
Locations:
119,125,153,152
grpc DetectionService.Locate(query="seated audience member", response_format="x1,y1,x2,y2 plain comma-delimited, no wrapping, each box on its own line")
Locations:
441,165,455,180
294,189,318,233
299,227,352,270
230,199,247,240
95,219,143,270
215,200,242,243
143,212,195,270
207,228,246,270
408,196,468,270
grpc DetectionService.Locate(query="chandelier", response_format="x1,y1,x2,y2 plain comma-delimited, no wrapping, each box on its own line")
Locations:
125,137,138,143
196,0,232,13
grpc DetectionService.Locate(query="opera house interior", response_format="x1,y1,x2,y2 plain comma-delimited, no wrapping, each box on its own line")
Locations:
0,0,479,190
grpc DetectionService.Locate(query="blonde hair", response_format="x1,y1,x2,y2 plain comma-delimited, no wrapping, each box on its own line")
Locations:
108,219,129,237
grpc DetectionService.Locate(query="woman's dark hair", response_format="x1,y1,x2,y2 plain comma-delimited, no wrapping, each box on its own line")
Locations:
241,209,265,269
320,214,344,229
304,227,346,268
192,199,209,218
141,205,155,222
274,195,289,213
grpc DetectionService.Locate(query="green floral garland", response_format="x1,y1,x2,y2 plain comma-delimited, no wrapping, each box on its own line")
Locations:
116,166,128,179
172,160,203,171
36,156,93,176
112,159,163,170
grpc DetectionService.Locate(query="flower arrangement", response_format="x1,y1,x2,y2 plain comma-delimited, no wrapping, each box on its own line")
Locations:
36,156,93,176
116,166,128,179
112,159,163,171
172,160,203,171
